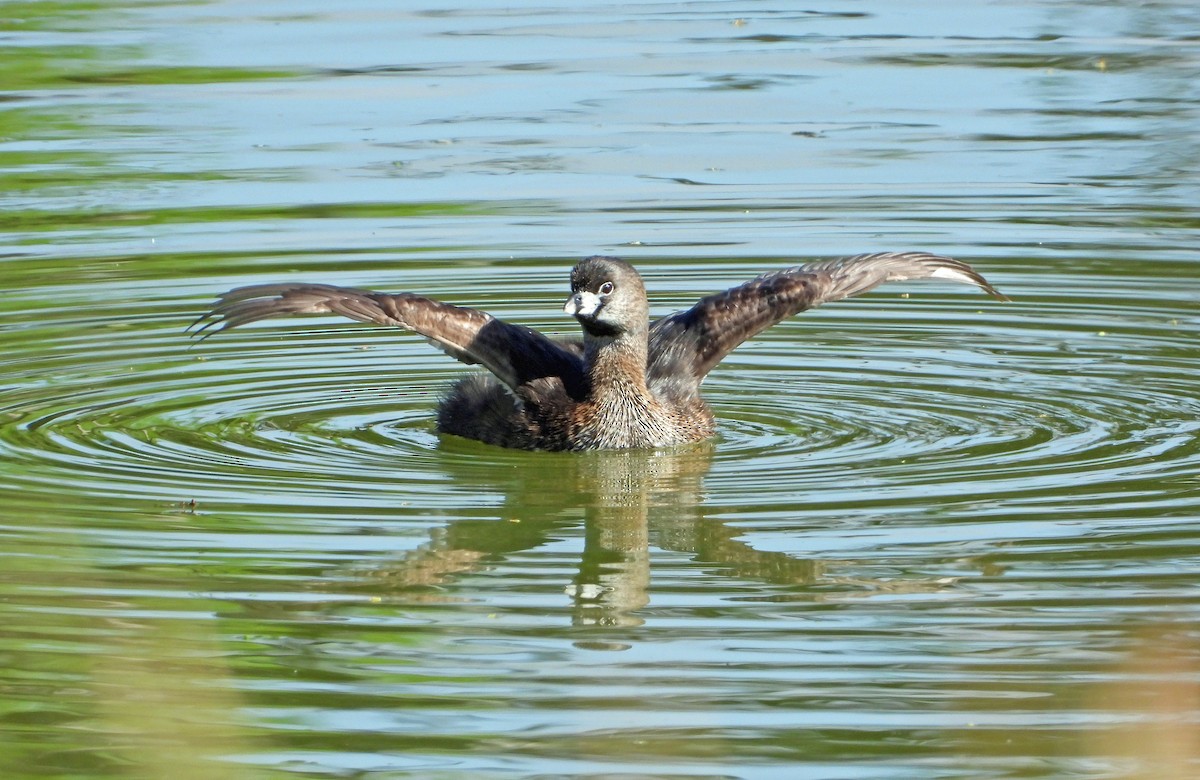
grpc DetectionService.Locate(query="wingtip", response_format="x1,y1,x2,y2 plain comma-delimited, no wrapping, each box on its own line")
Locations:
970,273,1011,303
924,257,1009,302
185,300,237,341
184,312,211,336
963,273,1011,303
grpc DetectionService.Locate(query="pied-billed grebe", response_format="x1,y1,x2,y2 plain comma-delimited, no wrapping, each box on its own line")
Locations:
192,252,1007,451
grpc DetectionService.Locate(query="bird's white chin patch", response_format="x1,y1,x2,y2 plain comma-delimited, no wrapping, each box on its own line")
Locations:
564,291,602,317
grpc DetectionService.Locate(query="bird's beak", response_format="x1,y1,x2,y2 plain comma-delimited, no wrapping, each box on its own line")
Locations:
563,291,602,318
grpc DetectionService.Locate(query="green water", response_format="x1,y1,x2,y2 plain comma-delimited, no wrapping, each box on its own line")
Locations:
2,2,1199,778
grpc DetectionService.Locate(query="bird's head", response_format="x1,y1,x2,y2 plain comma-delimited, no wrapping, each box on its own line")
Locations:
563,256,649,339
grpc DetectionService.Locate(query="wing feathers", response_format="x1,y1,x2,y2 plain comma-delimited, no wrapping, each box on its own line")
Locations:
647,252,1007,394
798,252,1009,303
190,283,584,396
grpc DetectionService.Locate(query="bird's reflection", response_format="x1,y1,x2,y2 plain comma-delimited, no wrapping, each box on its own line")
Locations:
362,441,821,633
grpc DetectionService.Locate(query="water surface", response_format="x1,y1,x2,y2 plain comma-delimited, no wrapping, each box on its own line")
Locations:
2,2,1199,778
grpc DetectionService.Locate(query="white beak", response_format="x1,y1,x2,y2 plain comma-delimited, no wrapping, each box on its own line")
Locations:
563,291,602,317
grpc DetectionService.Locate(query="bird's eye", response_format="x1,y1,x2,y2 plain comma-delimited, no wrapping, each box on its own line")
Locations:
598,281,614,295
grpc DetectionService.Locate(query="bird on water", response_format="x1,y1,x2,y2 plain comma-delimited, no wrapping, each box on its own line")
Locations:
192,252,1008,451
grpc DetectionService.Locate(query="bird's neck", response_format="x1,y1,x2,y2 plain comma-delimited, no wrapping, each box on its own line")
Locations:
585,331,650,398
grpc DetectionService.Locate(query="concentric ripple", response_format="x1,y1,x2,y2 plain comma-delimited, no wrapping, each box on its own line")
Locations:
2,335,457,508
3,265,1197,529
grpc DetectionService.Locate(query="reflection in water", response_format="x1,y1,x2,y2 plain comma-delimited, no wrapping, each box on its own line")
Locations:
365,443,824,634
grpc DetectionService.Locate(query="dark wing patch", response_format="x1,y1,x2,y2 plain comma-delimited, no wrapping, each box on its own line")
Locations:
647,252,1007,396
191,283,587,398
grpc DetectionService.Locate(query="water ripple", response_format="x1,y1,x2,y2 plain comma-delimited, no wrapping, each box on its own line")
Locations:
2,269,1196,528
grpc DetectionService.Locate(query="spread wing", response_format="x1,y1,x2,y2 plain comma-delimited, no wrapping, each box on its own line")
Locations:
190,283,587,398
647,252,1008,397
